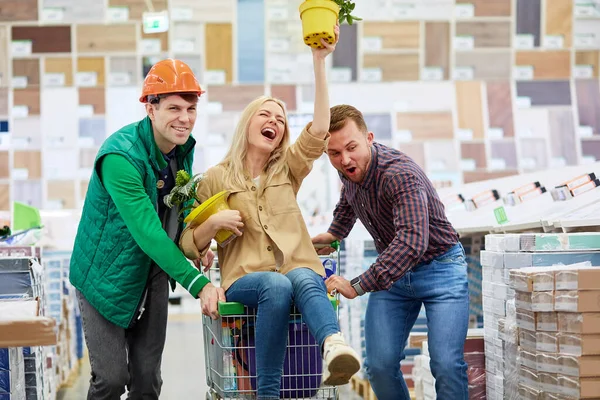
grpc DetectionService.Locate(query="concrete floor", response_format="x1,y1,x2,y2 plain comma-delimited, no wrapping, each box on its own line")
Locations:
58,297,361,400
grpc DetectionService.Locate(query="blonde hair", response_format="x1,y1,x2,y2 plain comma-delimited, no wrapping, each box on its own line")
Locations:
220,96,290,189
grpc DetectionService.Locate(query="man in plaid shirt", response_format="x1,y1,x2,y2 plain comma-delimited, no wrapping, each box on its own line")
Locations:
312,104,469,400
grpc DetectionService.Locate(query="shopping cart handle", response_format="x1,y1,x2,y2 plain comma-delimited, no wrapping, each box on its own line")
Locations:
217,296,338,317
218,301,245,316
314,240,340,251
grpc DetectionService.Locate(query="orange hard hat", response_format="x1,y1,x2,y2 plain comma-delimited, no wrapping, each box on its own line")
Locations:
139,58,205,103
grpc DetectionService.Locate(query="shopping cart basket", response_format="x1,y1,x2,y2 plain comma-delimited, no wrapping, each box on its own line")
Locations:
203,244,341,400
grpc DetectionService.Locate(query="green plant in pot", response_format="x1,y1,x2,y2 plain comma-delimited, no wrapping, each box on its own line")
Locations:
299,0,362,49
164,170,237,247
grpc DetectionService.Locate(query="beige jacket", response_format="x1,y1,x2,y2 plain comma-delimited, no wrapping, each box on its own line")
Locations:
179,124,328,290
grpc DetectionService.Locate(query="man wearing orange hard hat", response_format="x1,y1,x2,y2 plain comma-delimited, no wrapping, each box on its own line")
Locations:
69,59,223,399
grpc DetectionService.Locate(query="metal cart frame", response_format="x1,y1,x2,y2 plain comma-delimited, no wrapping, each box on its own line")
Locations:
203,247,341,400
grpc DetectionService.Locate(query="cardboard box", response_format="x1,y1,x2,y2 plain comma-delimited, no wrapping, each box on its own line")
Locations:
559,355,600,378
519,329,537,352
556,267,600,291
517,382,540,400
537,352,560,374
0,299,57,347
537,332,559,353
537,372,560,394
558,313,600,334
518,349,537,370
558,375,600,398
537,312,558,332
558,334,600,356
0,317,57,347
555,291,600,313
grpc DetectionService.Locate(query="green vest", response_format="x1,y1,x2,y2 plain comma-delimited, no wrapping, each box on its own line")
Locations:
70,116,195,328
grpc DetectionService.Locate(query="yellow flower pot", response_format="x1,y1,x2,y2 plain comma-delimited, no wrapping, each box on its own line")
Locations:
184,190,236,247
299,0,339,49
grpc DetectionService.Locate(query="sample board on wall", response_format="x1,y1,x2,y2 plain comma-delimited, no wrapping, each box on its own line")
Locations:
0,0,600,214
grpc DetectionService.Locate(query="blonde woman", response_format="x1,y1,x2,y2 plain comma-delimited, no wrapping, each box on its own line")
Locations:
179,24,360,399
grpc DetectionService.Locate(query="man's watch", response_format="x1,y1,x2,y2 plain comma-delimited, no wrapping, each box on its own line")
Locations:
350,277,366,296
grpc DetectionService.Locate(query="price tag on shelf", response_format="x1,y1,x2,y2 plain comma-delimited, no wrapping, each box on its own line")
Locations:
543,35,564,49
574,4,597,17
421,67,444,81
514,66,534,80
392,4,417,18
139,39,161,54
430,160,447,171
46,136,66,148
521,157,537,169
394,130,413,143
11,41,32,56
172,39,195,53
573,65,594,79
330,68,352,83
12,106,29,118
487,128,504,140
452,67,474,81
78,105,94,117
11,137,30,148
268,70,291,83
574,34,595,48
578,126,594,137
516,96,532,108
205,70,226,85
490,158,507,170
267,6,289,20
494,206,509,225
108,72,131,86
362,37,383,52
582,155,596,164
11,76,28,88
75,72,97,87
46,200,64,210
107,7,129,22
514,34,535,49
457,129,473,141
170,7,194,21
518,128,534,138
361,68,382,82
43,73,65,86
268,38,290,52
12,168,29,180
455,3,475,18
453,36,474,51
460,159,477,171
42,7,65,22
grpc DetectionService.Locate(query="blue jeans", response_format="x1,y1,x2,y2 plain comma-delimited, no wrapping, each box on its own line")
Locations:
225,268,340,400
364,243,469,400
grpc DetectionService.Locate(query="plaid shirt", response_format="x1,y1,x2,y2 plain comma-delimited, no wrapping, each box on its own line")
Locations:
328,143,459,292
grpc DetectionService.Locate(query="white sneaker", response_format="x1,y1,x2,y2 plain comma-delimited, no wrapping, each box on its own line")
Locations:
322,332,361,386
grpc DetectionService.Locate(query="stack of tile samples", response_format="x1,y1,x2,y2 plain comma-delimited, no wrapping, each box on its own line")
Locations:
482,232,600,399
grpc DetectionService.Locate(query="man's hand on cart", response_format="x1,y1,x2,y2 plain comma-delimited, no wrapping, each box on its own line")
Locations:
198,283,226,320
311,232,340,255
325,275,357,300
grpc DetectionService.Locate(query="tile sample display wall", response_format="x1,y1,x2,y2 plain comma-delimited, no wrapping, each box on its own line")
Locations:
0,0,599,214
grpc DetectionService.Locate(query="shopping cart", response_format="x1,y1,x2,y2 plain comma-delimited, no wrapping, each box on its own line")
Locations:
203,243,341,400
